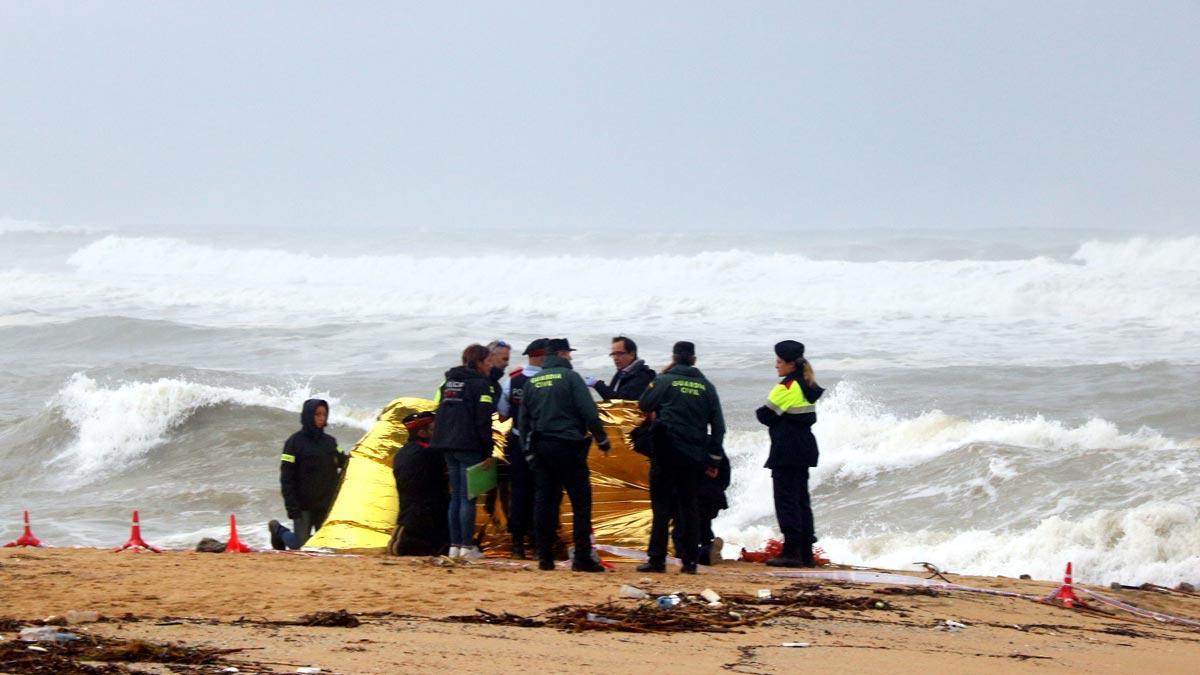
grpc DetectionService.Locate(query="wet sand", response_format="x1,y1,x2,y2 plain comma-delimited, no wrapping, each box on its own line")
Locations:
2,548,1199,674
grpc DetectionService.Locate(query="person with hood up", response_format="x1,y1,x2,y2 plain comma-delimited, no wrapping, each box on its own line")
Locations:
388,411,450,556
432,344,498,560
756,340,825,567
270,398,346,550
585,336,656,401
519,338,611,572
636,341,726,574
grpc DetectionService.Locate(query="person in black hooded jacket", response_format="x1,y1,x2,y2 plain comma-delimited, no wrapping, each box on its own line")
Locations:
431,344,498,560
270,399,346,550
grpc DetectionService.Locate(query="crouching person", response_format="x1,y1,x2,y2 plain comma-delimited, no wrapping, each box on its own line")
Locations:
388,411,450,556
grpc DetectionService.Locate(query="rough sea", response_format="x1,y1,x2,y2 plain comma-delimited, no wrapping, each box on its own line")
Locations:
1,219,1197,586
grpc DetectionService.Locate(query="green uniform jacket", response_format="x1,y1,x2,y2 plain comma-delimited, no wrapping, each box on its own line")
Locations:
519,355,609,447
637,364,726,465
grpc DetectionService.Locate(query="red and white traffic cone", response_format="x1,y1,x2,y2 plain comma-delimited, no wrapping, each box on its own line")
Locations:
3,511,45,548
1048,561,1081,608
114,511,162,553
223,514,252,553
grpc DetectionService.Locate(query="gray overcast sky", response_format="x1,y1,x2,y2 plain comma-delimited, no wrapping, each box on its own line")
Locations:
1,2,1197,234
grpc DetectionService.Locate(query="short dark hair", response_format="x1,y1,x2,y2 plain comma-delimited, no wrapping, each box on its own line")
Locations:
675,354,696,366
461,344,490,369
611,336,637,356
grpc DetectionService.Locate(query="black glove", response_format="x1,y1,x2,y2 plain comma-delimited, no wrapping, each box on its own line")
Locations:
596,436,611,453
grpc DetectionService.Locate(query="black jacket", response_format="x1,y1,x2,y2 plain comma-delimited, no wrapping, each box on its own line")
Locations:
697,451,732,511
519,355,608,447
280,399,345,519
755,375,825,469
637,364,726,465
431,366,496,459
594,359,656,401
393,439,450,542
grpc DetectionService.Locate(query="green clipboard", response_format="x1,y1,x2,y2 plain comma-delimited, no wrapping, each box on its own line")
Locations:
466,458,498,499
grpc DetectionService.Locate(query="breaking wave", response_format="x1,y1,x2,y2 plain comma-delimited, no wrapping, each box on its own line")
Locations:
46,374,375,484
717,384,1199,586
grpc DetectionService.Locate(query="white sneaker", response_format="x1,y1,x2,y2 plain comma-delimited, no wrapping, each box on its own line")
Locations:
459,546,485,561
448,546,461,558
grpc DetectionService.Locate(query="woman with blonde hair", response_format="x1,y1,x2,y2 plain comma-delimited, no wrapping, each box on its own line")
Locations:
755,340,824,567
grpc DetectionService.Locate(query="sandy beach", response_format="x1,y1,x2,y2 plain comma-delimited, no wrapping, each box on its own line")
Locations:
2,548,1198,674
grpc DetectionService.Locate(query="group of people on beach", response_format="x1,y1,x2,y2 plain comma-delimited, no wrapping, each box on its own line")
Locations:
271,337,824,572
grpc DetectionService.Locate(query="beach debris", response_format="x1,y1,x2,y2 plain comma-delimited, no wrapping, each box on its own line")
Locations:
19,627,79,643
64,611,100,625
618,584,649,600
296,669,323,674
444,609,545,628
585,613,619,625
655,595,681,609
756,589,772,600
1019,574,1032,580
113,511,161,553
940,619,968,632
3,634,258,674
1177,582,1196,594
780,642,810,648
913,561,952,583
700,589,721,604
3,511,45,548
196,538,226,553
294,610,360,628
874,586,939,597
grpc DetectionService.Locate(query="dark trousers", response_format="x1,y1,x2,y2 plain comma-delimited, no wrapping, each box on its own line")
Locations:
772,466,815,557
671,501,720,565
280,510,322,550
532,436,592,564
648,450,701,565
506,434,535,543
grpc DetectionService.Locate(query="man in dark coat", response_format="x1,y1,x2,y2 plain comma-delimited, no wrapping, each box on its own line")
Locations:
388,411,450,556
519,338,611,572
637,341,726,574
270,398,346,550
588,336,656,400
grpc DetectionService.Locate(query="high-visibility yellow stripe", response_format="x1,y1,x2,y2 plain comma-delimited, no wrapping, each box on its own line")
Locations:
766,382,814,414
480,395,494,404
280,453,296,463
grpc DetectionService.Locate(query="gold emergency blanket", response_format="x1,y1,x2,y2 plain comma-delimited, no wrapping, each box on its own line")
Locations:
305,398,650,554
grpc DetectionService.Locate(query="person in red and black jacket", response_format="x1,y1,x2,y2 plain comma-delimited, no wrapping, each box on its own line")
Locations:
388,411,449,556
499,338,548,559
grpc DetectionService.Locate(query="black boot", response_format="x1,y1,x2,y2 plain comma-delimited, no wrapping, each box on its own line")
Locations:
636,559,666,573
572,559,607,573
511,542,528,560
268,520,285,551
680,562,698,574
538,558,555,571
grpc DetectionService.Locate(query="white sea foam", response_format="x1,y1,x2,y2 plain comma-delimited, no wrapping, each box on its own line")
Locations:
820,502,1200,586
49,374,375,484
49,234,1199,326
715,385,1196,585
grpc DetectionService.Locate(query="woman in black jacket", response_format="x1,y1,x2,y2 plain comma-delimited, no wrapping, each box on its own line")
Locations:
431,344,497,560
755,340,824,567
